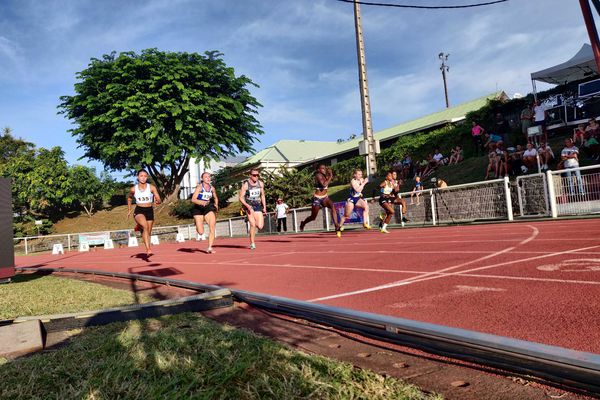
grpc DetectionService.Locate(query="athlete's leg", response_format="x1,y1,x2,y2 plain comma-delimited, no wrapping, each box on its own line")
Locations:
205,212,216,252
134,213,151,253
356,198,371,228
383,203,395,224
340,201,354,228
300,205,320,231
322,197,339,230
247,212,257,245
193,215,205,237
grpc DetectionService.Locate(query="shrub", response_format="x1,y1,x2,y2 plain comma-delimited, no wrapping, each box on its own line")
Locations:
170,200,194,219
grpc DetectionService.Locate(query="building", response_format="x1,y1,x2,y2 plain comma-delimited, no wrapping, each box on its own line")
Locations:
179,155,245,199
241,91,506,171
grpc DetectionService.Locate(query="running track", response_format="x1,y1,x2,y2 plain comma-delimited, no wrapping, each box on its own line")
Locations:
15,219,600,354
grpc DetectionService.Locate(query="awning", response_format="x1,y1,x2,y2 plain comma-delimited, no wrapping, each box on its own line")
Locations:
531,44,598,85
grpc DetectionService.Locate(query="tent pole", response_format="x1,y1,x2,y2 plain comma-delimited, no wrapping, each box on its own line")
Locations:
579,0,600,73
532,79,537,101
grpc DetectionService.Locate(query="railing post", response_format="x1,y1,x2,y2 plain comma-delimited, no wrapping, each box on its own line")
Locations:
267,213,272,234
228,219,233,237
187,224,192,240
293,209,298,232
325,208,330,231
516,177,524,217
67,234,71,251
430,190,437,226
546,170,558,218
25,237,28,255
503,176,514,221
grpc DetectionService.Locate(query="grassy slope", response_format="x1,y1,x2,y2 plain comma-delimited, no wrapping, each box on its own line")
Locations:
0,274,153,320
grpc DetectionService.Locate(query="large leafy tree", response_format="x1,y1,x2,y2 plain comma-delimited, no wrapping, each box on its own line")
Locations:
59,48,263,203
69,166,115,217
262,167,313,210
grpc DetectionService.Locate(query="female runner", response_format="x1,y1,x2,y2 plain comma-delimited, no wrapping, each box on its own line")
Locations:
239,168,266,250
378,171,396,234
127,169,161,255
339,169,371,231
191,171,219,253
299,164,341,237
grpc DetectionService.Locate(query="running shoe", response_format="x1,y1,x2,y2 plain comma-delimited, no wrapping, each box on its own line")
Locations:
299,221,306,232
336,230,342,238
339,225,345,232
380,228,390,234
206,247,214,254
402,217,409,223
363,223,371,230
249,243,256,250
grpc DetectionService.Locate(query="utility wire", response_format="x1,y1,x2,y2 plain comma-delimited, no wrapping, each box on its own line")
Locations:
335,0,508,9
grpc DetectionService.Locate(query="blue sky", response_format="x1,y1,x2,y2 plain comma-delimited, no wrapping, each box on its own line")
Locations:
0,0,587,178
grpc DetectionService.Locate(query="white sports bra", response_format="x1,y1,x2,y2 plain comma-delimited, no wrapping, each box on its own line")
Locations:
134,184,154,205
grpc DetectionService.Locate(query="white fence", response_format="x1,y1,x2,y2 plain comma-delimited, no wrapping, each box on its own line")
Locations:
13,165,600,255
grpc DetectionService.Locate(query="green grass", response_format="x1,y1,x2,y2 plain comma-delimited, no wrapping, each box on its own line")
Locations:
0,274,153,320
0,273,440,399
0,313,440,400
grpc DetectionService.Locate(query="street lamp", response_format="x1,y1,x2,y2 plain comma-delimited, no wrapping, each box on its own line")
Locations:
439,52,450,108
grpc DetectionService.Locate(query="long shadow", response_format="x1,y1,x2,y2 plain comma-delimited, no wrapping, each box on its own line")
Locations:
211,244,250,249
130,253,152,262
177,248,209,253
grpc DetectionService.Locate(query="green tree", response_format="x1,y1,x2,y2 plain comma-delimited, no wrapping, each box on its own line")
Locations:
262,167,313,210
58,48,263,204
0,128,35,165
69,166,115,217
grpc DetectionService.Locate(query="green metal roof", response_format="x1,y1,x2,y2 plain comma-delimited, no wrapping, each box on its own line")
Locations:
243,91,505,166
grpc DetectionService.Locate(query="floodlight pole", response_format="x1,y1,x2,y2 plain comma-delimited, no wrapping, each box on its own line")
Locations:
353,0,378,177
439,52,450,108
579,0,600,74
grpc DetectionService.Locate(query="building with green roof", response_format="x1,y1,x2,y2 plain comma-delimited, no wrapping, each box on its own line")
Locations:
242,91,506,172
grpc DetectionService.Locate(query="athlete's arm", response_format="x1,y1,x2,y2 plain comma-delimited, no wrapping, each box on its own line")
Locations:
316,172,328,188
127,186,135,217
260,181,267,213
212,186,219,212
239,182,250,211
150,185,161,205
191,185,204,206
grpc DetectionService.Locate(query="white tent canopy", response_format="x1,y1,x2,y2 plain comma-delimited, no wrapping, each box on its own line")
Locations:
531,44,599,85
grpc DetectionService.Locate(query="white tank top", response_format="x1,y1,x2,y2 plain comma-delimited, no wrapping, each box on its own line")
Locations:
134,184,154,205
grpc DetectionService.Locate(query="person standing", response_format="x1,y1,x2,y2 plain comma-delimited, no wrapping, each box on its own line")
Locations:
533,100,547,142
191,171,219,253
520,104,534,142
275,198,289,233
471,121,485,156
299,164,341,237
561,138,585,195
494,113,509,144
239,169,266,249
127,169,161,255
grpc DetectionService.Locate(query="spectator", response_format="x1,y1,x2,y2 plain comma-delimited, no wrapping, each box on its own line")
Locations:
520,103,534,142
436,178,448,188
433,148,447,166
471,121,485,156
494,113,509,144
448,145,463,165
401,154,413,179
508,145,524,176
422,154,437,177
533,100,547,141
561,138,585,195
410,176,423,205
416,157,428,177
495,141,508,177
521,142,538,174
485,143,498,180
573,123,586,147
584,133,600,161
585,118,600,139
538,140,555,171
275,198,289,233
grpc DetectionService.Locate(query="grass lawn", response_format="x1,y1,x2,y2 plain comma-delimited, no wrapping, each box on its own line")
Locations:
0,275,440,400
0,274,153,320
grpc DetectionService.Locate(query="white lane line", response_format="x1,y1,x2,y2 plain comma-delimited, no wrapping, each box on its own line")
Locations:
308,244,600,302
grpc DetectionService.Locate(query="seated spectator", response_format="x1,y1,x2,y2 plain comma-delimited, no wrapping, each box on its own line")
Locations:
573,124,586,147
538,140,555,171
521,142,538,174
584,134,600,161
485,143,498,180
471,121,485,156
585,118,600,139
436,178,448,188
508,145,524,176
432,148,447,166
415,157,428,177
422,154,437,177
410,176,423,205
495,141,508,177
401,154,413,179
448,146,463,165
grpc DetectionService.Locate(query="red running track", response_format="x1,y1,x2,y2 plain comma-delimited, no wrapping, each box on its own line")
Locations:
15,218,600,354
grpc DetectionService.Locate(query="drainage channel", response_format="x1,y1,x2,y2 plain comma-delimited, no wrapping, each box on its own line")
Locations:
16,266,600,397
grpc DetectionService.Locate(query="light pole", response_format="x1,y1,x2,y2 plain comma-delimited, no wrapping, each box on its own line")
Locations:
353,0,379,177
439,52,450,108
